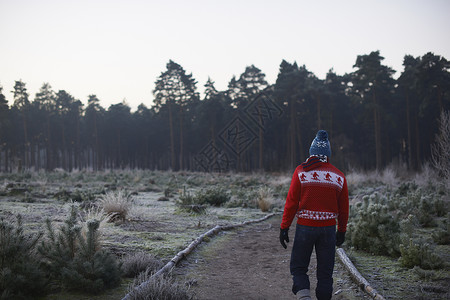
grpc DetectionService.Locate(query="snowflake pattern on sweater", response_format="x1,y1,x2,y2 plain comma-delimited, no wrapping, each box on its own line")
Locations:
296,209,337,220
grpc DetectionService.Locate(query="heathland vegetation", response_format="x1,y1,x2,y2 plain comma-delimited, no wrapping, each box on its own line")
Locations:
0,164,448,299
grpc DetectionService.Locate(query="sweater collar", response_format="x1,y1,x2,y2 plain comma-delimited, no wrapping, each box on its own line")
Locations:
301,155,328,171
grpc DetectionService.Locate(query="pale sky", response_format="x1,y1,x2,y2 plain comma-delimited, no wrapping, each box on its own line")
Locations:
1,0,449,111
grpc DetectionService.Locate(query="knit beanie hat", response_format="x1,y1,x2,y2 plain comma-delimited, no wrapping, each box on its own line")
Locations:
309,130,331,157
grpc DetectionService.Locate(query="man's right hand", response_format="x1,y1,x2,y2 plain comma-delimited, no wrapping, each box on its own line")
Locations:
279,228,289,249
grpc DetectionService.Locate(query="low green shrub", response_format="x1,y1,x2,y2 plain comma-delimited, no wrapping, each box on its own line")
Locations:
0,215,47,299
349,179,449,261
399,238,443,270
176,188,207,214
348,196,401,257
176,186,230,213
164,187,173,198
227,188,262,209
398,216,444,270
432,213,450,245
195,187,230,207
413,266,446,281
394,182,418,197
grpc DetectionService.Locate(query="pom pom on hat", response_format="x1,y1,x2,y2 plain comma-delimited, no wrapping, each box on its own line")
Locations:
309,130,331,157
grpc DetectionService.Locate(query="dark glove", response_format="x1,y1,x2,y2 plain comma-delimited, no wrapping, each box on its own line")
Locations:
336,231,345,247
280,228,289,249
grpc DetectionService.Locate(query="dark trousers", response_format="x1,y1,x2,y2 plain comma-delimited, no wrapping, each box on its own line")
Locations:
290,224,336,300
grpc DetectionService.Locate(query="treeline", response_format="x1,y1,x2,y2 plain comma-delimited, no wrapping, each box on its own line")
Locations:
0,51,449,173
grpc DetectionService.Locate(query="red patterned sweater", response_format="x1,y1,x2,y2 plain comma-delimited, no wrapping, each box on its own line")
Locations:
280,156,349,232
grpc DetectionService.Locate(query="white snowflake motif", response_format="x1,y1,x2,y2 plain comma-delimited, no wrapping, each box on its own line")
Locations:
315,141,328,148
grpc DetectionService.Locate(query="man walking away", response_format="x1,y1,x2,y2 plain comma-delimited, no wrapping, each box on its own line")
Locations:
279,130,349,300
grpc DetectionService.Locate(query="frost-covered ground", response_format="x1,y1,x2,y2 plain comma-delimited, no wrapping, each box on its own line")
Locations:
0,168,448,299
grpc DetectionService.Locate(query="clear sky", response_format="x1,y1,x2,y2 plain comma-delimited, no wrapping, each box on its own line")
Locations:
1,0,449,111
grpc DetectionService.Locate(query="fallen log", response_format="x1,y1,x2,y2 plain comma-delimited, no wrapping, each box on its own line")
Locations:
122,212,279,300
336,248,385,300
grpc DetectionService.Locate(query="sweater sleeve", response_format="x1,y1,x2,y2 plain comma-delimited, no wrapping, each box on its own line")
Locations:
337,177,349,232
280,166,301,230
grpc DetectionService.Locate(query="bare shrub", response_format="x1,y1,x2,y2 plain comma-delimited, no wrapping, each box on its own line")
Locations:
121,252,163,278
380,166,398,186
413,163,438,187
346,169,376,188
127,273,193,300
431,110,450,182
348,167,399,188
99,190,133,222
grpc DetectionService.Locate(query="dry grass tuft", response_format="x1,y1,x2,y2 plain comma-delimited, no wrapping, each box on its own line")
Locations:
80,206,112,239
98,190,133,222
121,251,163,278
257,186,273,212
127,273,193,300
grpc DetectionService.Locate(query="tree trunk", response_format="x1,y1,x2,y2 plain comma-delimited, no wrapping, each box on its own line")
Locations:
259,127,263,170
117,129,121,168
179,105,184,170
210,116,216,170
336,248,386,300
289,99,296,166
61,122,67,170
405,93,413,170
22,114,28,168
75,115,80,170
94,113,99,171
30,142,35,171
296,117,304,162
46,116,52,171
168,103,176,170
258,105,264,170
373,90,382,169
316,92,321,129
414,114,421,171
4,147,8,172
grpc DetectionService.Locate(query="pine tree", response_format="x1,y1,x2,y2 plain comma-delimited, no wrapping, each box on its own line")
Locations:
153,60,199,170
38,206,120,293
0,215,47,298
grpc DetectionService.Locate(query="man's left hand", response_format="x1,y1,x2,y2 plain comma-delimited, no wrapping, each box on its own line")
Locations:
336,231,345,247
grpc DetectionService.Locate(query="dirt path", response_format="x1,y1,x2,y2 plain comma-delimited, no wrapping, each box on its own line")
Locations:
176,215,371,300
